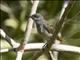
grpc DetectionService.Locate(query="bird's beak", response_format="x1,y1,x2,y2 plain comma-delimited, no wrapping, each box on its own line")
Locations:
26,15,32,19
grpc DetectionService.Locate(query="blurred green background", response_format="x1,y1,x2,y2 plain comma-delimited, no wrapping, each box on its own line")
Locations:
0,0,80,60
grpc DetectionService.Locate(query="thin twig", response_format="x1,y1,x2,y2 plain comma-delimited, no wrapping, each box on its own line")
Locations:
0,48,11,53
50,1,70,60
0,48,15,53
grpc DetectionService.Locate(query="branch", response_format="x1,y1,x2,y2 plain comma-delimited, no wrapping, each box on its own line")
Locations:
16,51,24,60
0,48,14,53
50,40,60,60
1,43,80,54
23,0,40,45
43,0,75,52
0,29,19,48
50,1,71,60
15,0,40,60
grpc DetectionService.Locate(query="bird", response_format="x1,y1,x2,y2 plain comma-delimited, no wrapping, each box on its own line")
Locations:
30,13,63,60
30,13,62,42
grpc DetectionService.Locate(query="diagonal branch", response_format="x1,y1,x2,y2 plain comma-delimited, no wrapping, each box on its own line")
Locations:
22,0,40,45
0,29,19,48
43,0,75,51
49,1,71,60
15,0,40,60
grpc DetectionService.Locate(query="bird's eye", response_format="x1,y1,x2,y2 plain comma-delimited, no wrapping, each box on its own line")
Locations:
33,15,39,18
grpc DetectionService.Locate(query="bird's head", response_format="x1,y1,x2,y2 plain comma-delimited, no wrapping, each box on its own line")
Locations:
30,13,43,21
